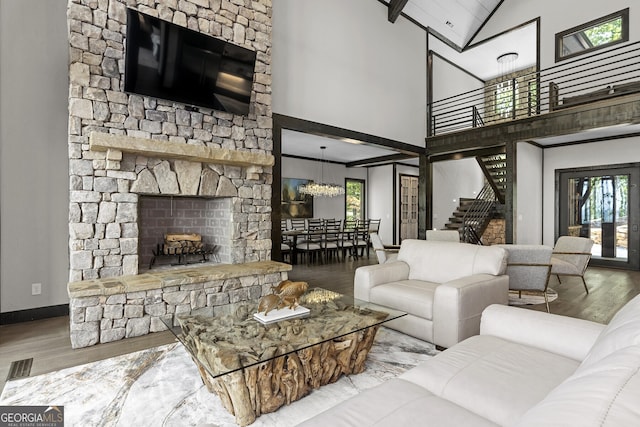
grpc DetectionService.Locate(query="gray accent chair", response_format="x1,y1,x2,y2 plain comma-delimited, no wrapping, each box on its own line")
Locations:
550,236,594,294
369,232,399,264
426,230,460,242
496,244,553,312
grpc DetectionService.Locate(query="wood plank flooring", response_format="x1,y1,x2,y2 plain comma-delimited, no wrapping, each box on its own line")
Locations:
1,254,639,393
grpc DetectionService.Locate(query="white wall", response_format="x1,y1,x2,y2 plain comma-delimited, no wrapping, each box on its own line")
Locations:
0,0,69,312
543,137,640,246
516,142,544,244
272,0,427,147
367,165,394,243
431,53,484,102
432,158,485,230
475,0,638,69
282,157,367,220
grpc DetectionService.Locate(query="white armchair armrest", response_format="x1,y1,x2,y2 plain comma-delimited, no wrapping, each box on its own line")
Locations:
433,274,509,349
354,262,410,301
480,304,605,361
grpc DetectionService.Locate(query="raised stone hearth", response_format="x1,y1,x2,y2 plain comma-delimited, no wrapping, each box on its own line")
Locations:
67,261,291,348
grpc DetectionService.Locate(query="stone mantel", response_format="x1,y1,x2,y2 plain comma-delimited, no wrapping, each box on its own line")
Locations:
89,132,275,168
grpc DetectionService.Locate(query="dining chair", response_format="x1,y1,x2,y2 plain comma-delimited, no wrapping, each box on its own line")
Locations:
323,220,342,262
355,219,371,258
369,219,382,233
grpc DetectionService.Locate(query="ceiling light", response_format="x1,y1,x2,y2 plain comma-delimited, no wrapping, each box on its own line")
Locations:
298,146,345,198
497,52,519,63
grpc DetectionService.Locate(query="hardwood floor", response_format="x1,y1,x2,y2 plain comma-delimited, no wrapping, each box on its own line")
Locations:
1,254,639,393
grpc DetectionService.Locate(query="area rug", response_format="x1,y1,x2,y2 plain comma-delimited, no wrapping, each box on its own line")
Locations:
509,288,558,307
0,327,437,427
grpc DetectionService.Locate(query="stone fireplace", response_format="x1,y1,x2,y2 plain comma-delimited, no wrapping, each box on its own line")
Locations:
65,0,286,348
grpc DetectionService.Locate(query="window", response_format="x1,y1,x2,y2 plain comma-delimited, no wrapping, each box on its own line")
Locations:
345,179,365,222
555,9,628,62
495,80,518,119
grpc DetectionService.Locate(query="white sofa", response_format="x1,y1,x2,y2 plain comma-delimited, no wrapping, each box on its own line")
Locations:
354,239,508,348
300,294,640,426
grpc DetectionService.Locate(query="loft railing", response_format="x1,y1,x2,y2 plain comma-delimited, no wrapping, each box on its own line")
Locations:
429,40,640,136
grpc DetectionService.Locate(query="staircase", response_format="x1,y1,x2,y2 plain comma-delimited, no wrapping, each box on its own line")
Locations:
476,153,506,204
444,183,498,244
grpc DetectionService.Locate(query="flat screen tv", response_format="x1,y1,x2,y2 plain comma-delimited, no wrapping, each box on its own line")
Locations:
124,8,257,115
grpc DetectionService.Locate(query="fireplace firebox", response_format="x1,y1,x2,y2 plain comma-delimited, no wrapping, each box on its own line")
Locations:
138,196,231,270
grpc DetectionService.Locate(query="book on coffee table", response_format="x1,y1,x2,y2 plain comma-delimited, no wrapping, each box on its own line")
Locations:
253,306,311,324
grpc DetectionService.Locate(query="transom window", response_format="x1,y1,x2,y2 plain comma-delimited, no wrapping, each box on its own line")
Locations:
555,9,628,62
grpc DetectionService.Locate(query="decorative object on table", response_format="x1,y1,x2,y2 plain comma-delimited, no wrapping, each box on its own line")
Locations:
253,280,311,324
281,178,314,219
271,279,309,309
256,294,282,316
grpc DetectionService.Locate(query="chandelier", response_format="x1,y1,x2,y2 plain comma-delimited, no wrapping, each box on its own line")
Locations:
497,52,519,78
298,146,345,198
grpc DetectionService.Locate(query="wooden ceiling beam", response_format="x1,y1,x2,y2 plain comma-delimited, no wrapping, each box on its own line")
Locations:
388,0,409,23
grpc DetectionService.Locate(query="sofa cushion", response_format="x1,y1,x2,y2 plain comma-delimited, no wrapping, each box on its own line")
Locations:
398,240,507,284
514,345,640,427
578,293,640,370
370,280,439,319
297,378,499,427
400,335,579,426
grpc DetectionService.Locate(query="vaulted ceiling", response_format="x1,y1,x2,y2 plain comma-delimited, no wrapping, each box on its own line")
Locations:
387,0,502,48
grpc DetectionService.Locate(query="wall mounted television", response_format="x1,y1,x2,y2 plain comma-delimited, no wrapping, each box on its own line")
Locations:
124,8,257,115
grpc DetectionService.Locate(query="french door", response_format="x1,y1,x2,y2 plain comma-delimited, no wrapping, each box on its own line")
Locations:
400,175,419,241
558,164,640,270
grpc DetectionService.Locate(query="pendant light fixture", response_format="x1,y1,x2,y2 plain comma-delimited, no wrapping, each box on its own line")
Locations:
298,146,345,198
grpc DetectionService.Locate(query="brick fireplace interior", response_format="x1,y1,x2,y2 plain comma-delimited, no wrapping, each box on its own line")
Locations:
138,196,231,270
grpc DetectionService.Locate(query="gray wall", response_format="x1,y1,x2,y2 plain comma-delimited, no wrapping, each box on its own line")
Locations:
0,0,69,312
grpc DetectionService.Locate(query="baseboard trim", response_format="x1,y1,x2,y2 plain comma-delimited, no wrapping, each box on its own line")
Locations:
0,304,69,324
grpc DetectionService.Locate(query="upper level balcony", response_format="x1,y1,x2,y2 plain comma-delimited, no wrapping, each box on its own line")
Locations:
427,41,640,156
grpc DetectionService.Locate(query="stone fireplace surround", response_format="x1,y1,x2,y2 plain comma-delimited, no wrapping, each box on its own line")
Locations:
66,0,278,347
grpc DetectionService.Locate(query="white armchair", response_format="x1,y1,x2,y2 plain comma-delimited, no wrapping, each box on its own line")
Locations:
355,240,508,348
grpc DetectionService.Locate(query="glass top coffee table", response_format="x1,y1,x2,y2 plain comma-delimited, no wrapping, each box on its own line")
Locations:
161,287,406,426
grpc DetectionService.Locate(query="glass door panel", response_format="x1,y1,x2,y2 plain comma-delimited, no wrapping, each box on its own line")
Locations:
566,175,628,261
559,165,638,270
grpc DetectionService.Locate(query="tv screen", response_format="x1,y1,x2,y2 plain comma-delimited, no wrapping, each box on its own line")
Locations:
124,8,257,115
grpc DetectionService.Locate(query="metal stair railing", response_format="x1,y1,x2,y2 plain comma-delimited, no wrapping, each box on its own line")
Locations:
461,183,497,244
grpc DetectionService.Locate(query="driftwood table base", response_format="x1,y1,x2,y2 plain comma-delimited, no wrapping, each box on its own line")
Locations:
194,326,380,426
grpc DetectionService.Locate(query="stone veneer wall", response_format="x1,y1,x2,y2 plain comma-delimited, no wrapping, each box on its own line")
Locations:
482,219,506,245
67,0,273,281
